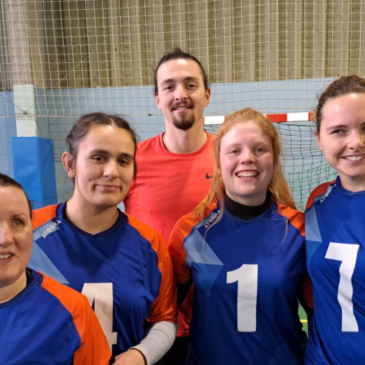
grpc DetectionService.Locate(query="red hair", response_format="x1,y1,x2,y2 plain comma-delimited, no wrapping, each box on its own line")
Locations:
194,108,296,220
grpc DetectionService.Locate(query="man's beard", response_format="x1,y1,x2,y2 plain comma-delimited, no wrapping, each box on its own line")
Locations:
172,114,195,131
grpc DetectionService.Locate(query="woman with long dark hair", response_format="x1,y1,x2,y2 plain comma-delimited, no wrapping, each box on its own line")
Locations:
305,75,365,364
30,113,177,365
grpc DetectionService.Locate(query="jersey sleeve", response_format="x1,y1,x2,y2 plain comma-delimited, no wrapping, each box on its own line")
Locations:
167,213,200,285
305,180,335,210
127,215,178,324
32,204,58,229
41,274,111,365
278,204,313,310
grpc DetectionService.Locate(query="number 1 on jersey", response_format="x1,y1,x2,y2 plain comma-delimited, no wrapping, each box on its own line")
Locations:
227,264,258,332
82,283,117,350
325,242,360,332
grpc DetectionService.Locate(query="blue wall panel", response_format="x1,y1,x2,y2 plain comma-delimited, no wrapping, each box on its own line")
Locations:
0,92,16,177
12,137,57,209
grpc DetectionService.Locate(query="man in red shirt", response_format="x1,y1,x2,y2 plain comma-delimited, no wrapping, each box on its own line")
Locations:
124,48,215,364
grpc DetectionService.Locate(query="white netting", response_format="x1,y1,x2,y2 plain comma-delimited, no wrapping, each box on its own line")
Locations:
0,0,362,199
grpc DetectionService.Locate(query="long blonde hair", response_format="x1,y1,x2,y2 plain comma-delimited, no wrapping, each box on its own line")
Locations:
195,108,296,220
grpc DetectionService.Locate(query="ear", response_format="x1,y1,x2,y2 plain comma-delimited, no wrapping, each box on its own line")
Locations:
154,92,162,111
62,151,76,178
314,130,323,151
204,88,211,107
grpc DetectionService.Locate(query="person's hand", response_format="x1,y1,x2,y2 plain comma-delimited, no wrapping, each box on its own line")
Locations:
113,349,147,365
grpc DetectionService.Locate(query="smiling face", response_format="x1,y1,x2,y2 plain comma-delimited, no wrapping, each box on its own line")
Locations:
63,124,136,210
154,59,211,131
316,93,365,192
0,186,32,292
220,122,274,206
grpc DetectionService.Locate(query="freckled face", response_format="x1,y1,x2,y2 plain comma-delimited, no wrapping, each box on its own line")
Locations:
154,59,211,130
0,186,33,289
316,93,365,192
220,122,274,206
66,124,136,209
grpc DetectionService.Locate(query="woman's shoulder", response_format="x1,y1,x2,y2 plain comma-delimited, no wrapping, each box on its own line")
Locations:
306,180,337,210
32,204,60,229
125,213,169,256
276,203,305,237
126,213,163,241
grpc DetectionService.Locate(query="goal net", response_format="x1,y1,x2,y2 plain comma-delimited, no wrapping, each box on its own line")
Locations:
205,115,337,210
0,0,361,203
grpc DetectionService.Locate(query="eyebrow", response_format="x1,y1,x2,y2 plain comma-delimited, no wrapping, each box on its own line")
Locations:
160,76,199,87
224,141,270,149
326,122,365,131
89,149,134,159
10,213,28,219
326,124,349,131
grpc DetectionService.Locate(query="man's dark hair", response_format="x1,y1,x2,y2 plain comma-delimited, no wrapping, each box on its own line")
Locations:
154,48,209,94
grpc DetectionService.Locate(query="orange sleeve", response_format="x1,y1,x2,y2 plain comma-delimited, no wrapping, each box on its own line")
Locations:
168,203,218,284
41,274,111,365
305,180,335,210
32,204,59,229
167,214,199,285
278,204,305,237
278,205,314,309
127,215,178,324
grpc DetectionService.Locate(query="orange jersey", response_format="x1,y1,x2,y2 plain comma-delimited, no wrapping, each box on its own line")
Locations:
31,203,177,356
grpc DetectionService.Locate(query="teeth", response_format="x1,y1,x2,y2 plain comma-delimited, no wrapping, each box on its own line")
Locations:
346,155,364,161
0,254,11,259
237,171,258,177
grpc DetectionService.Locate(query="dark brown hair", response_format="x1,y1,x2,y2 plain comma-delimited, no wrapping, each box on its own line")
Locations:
0,173,32,218
65,113,138,176
154,48,209,94
314,75,365,133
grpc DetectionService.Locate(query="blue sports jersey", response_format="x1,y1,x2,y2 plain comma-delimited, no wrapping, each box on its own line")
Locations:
0,270,110,365
305,176,365,364
30,202,177,357
169,201,309,365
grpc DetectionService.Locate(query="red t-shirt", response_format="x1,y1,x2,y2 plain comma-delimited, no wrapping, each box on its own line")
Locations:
124,132,215,336
124,132,214,243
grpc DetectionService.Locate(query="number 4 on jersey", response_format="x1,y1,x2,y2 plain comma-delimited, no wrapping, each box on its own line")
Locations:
82,283,117,350
325,242,360,332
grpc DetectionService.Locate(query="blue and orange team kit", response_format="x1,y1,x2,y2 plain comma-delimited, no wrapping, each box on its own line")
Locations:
169,200,312,365
0,270,111,365
30,202,177,357
305,176,365,364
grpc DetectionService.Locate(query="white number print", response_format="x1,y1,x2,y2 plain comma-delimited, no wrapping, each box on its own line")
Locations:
325,242,360,332
227,264,258,332
82,283,117,349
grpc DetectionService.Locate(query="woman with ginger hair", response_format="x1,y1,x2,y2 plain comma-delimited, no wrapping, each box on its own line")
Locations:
168,108,312,365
